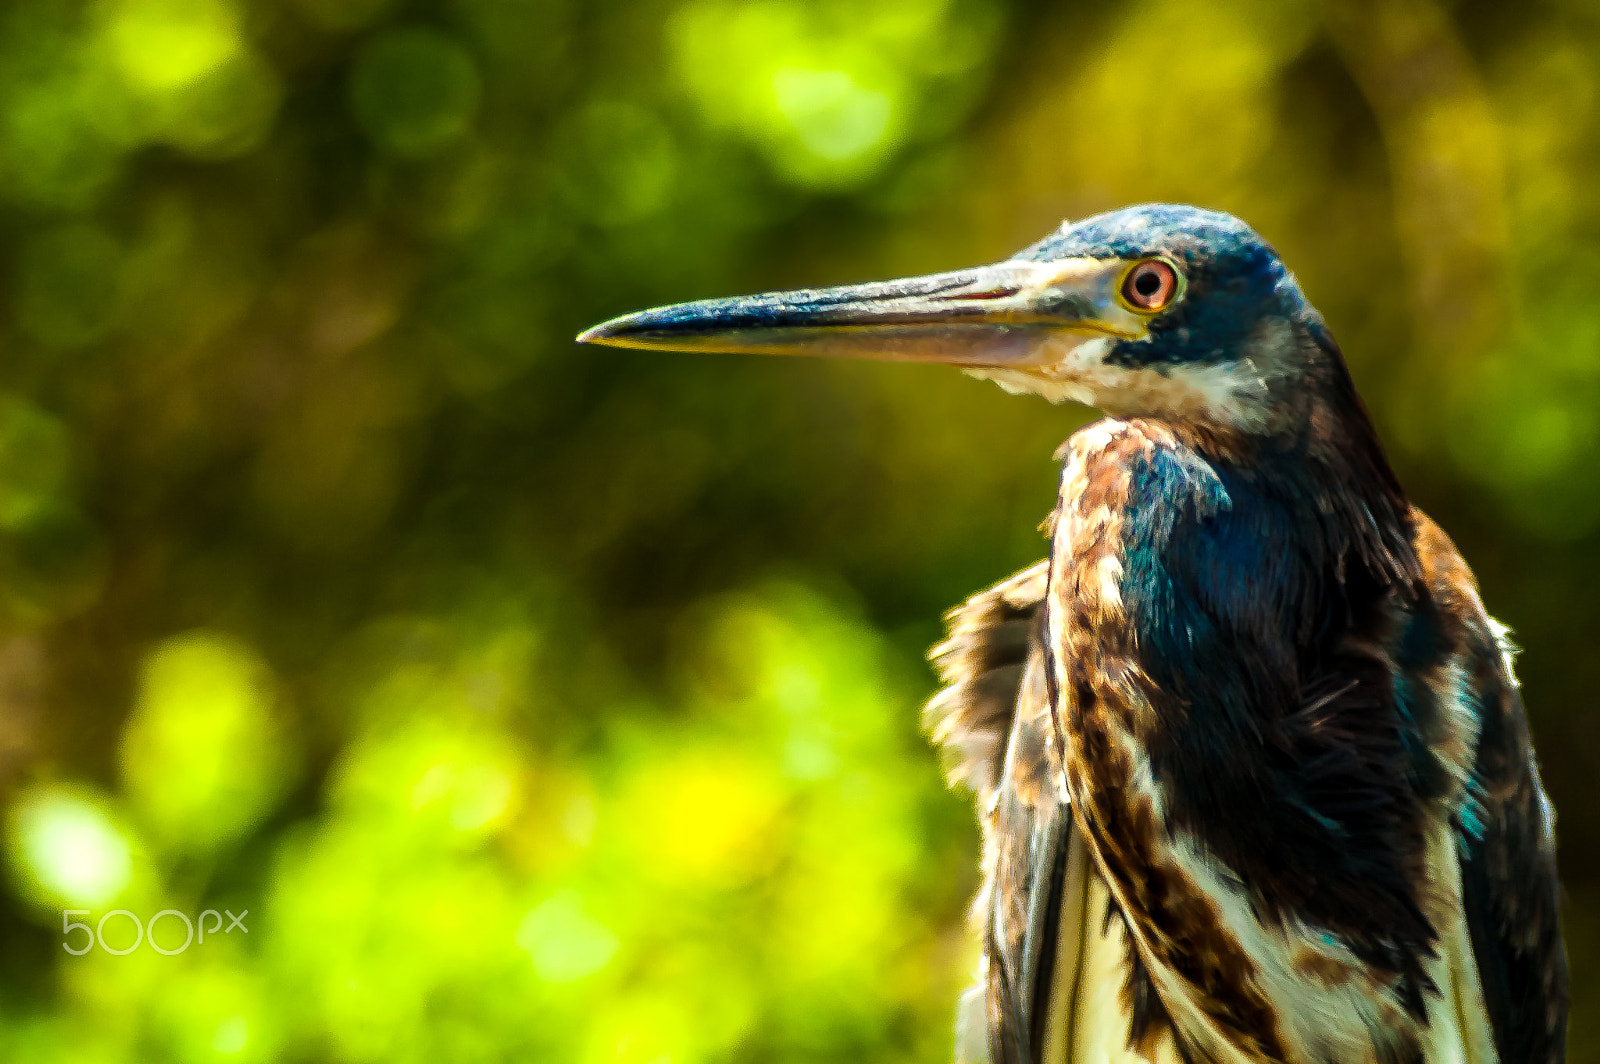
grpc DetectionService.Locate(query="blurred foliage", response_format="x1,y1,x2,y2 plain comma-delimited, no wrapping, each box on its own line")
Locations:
0,0,1594,1061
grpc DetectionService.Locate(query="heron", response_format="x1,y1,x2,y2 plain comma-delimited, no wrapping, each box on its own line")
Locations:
578,204,1567,1064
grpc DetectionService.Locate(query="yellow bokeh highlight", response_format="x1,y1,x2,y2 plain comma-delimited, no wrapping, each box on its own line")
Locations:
516,890,619,983
103,0,241,93
7,786,136,909
669,0,997,188
144,959,278,1064
90,0,281,159
617,748,786,886
119,631,289,854
333,713,520,839
773,66,892,164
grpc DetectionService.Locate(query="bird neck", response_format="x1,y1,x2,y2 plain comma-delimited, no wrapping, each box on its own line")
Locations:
1160,359,1421,598
1301,338,1423,595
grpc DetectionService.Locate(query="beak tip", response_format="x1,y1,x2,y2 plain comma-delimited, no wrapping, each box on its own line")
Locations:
579,308,693,351
576,321,623,346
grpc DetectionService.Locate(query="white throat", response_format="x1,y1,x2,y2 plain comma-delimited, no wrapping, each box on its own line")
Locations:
964,316,1301,433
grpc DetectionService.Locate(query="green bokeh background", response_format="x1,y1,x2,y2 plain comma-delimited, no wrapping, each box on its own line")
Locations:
0,0,1594,1061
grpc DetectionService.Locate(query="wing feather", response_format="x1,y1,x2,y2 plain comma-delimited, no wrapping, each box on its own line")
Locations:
927,561,1071,1064
1411,515,1568,1064
1458,625,1567,1064
926,561,1050,802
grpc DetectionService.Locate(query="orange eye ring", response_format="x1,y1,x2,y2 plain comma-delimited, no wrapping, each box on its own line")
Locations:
1121,259,1180,312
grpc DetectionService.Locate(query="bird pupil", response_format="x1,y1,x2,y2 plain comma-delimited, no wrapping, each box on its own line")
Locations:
1136,270,1161,296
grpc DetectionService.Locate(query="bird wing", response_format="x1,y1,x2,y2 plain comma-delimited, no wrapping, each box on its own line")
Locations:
1411,516,1568,1064
926,560,1072,1064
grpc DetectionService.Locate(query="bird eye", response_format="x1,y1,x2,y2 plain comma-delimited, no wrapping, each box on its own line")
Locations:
1121,260,1179,312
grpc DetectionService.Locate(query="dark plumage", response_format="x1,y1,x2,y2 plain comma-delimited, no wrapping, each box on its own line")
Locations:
579,204,1568,1064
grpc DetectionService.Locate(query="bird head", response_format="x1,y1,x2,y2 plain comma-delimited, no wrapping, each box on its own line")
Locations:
578,204,1331,436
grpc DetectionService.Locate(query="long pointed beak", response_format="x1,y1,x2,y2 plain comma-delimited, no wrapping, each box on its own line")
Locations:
576,257,1142,367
